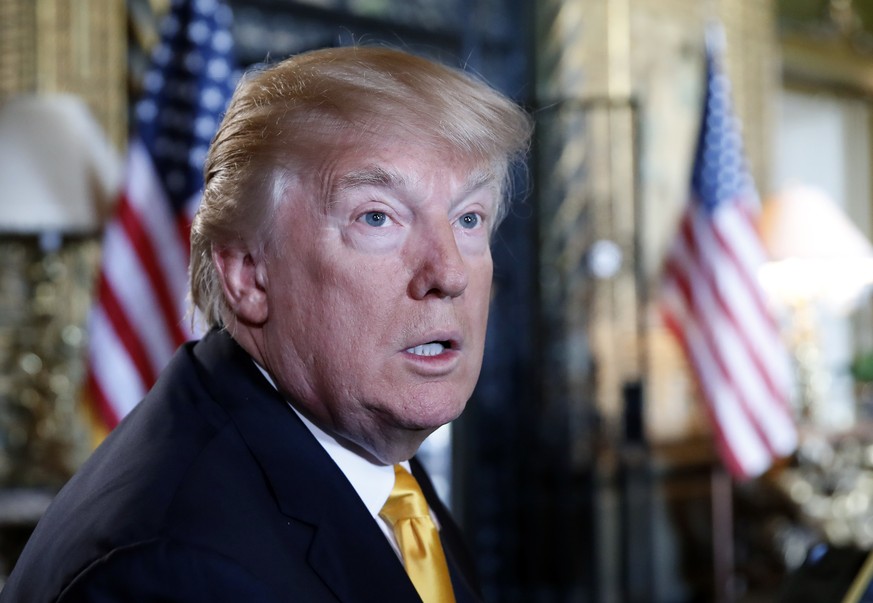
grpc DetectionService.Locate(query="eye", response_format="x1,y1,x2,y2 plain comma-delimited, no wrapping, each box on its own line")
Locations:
458,212,481,229
361,211,391,227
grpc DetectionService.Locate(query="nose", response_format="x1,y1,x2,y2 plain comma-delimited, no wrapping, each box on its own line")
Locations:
408,221,469,300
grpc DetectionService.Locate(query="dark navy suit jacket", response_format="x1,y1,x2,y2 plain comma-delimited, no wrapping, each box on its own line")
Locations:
1,329,482,602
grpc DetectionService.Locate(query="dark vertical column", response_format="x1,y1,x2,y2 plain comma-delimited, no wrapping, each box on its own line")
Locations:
526,1,602,599
620,381,654,603
452,0,542,601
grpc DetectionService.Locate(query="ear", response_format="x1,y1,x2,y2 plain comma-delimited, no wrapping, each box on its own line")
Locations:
211,244,269,326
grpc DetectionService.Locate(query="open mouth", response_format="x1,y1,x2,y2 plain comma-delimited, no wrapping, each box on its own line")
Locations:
405,341,452,356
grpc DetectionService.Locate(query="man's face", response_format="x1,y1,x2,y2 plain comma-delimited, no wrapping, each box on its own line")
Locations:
258,139,497,463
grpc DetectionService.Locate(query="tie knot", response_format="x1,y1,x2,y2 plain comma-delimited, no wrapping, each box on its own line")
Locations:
379,465,430,526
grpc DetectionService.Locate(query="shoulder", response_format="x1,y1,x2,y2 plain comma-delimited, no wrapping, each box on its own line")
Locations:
4,330,326,601
57,539,282,603
4,334,265,601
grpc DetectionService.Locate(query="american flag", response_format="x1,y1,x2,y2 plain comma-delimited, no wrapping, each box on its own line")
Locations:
86,0,236,427
661,45,797,479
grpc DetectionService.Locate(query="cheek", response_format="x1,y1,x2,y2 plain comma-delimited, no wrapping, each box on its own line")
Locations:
470,258,494,309
311,273,397,347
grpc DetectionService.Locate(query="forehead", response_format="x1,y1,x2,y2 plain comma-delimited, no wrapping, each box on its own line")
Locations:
318,136,498,198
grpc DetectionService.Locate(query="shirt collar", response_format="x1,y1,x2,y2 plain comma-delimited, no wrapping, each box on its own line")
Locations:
290,405,402,517
252,361,407,517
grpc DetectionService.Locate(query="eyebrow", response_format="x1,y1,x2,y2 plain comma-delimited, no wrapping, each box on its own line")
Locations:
335,166,401,192
334,165,496,197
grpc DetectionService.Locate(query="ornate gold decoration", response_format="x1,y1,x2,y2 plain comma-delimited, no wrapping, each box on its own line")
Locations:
0,237,97,488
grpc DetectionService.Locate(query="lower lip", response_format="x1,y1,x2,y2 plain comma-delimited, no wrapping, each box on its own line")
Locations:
402,348,460,374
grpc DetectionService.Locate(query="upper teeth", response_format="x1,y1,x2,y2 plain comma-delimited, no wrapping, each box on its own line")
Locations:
406,343,446,356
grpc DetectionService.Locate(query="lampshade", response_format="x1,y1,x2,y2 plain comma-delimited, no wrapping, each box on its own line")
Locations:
758,185,873,311
0,94,121,234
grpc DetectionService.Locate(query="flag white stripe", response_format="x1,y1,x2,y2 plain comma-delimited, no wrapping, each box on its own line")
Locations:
714,209,794,391
718,205,769,267
693,227,780,393
699,213,797,450
676,248,767,414
88,308,148,420
674,241,776,444
664,218,793,476
102,222,177,375
663,285,772,476
684,215,797,454
126,140,193,321
669,265,795,473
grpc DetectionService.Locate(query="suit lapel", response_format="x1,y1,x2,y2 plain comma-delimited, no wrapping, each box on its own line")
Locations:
193,330,420,602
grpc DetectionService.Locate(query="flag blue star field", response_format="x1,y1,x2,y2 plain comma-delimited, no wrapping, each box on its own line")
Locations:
660,45,797,479
87,0,237,427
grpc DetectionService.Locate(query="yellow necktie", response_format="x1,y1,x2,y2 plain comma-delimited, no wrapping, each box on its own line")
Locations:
380,465,456,603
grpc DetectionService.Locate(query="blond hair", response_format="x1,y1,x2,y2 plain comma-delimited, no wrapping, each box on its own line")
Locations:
190,46,532,328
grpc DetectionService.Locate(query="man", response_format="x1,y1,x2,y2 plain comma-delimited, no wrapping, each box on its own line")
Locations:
2,46,531,602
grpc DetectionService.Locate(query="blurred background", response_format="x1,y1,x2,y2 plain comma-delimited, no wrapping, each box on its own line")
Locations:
4,0,873,601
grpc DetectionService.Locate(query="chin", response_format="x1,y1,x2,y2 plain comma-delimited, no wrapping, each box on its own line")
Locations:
408,396,468,430
356,390,472,461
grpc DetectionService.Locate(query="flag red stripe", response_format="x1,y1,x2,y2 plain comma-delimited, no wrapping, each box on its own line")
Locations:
708,219,793,417
736,203,775,298
687,210,791,422
682,207,791,425
97,272,158,389
116,193,188,346
664,253,778,459
731,206,781,331
661,310,745,477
